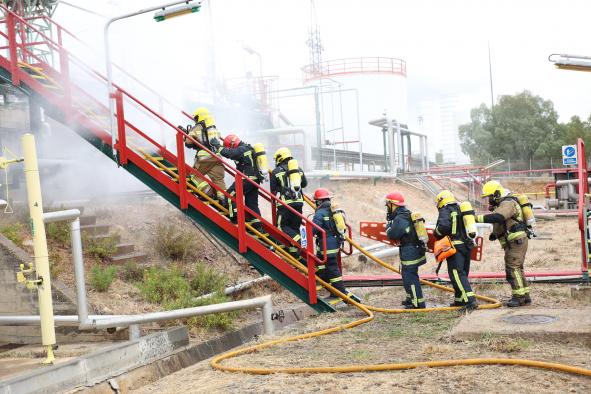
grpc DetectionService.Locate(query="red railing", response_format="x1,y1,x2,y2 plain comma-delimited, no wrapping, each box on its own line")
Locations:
0,5,327,304
302,57,407,83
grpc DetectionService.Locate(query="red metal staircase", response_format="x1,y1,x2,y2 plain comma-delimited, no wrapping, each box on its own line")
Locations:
0,6,333,312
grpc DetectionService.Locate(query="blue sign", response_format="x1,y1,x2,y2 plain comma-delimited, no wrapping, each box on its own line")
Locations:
562,145,578,166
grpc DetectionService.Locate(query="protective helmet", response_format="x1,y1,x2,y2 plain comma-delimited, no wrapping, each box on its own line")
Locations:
223,134,241,149
435,190,456,209
274,147,292,165
193,107,209,122
385,192,405,207
313,188,332,201
481,180,505,198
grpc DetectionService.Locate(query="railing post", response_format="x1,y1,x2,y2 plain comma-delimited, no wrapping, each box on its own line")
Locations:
7,13,20,86
306,224,317,304
235,173,247,253
271,201,277,227
112,90,127,165
176,133,188,209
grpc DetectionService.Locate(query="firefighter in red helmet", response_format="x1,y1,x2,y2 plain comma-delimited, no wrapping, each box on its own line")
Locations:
385,192,427,309
312,188,361,305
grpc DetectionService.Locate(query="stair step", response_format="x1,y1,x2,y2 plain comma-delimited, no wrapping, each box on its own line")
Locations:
80,224,110,235
108,252,148,265
79,216,97,226
87,233,121,243
115,243,135,255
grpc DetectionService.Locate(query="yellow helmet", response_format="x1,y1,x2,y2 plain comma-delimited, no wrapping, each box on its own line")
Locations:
435,190,456,209
193,106,210,122
481,180,505,199
274,147,292,165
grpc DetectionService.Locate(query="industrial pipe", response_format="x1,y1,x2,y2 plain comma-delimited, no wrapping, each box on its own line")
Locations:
0,296,275,335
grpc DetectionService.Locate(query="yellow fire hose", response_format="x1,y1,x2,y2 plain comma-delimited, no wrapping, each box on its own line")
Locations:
134,153,591,378
208,197,591,379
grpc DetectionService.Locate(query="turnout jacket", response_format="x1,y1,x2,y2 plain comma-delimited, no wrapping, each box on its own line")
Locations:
218,142,258,179
312,201,341,255
386,207,426,266
435,203,471,246
269,161,308,205
478,196,527,246
184,119,218,158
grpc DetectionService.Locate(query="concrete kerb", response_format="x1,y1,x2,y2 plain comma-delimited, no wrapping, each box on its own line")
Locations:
0,326,189,394
72,304,318,393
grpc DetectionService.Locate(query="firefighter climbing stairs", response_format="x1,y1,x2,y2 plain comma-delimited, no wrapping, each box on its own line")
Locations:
0,6,333,313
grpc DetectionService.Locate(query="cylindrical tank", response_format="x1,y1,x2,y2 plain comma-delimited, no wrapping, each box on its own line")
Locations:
302,57,408,157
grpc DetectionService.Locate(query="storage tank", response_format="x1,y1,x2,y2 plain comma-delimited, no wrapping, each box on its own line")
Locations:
302,57,408,156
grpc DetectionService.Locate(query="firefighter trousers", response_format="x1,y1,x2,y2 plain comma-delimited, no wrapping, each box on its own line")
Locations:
227,178,262,231
504,237,529,297
402,264,425,307
194,155,226,199
316,252,347,294
446,245,475,304
278,204,303,256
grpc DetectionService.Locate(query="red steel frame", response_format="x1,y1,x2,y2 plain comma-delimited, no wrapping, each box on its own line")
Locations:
576,138,590,280
0,5,330,304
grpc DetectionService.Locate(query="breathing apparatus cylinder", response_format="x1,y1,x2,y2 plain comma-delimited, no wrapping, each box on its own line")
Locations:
330,202,347,236
287,159,302,193
459,201,477,239
410,212,429,244
205,117,221,146
253,143,269,175
516,194,536,227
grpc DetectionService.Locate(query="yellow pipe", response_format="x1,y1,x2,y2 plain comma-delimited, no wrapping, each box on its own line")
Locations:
208,196,591,378
22,133,56,364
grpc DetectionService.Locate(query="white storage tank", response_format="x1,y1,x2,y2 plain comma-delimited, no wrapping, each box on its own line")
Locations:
302,57,408,156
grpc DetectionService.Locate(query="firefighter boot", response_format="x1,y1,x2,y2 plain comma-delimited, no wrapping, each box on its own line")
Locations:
524,293,532,305
507,296,526,307
462,300,478,312
404,302,426,309
346,292,362,304
401,297,412,307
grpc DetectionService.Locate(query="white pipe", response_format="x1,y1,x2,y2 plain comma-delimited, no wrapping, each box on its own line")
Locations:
371,247,400,259
0,296,275,335
307,170,399,179
351,243,387,256
194,275,272,301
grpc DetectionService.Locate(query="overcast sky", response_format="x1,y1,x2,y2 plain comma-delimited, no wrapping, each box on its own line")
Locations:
55,0,591,129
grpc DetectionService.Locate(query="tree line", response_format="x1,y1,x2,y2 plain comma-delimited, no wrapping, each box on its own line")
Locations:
458,90,591,166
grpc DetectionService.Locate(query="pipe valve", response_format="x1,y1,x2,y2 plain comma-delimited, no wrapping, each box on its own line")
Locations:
16,262,42,290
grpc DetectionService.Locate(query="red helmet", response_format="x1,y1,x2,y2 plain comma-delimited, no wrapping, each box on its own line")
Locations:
313,188,332,201
385,192,405,207
223,134,241,149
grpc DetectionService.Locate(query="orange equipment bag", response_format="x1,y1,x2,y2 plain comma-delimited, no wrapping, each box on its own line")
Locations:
433,236,457,263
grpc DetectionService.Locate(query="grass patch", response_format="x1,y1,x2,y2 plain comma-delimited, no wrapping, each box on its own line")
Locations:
139,265,235,330
152,223,197,262
90,265,118,292
189,262,227,296
0,222,25,245
46,221,70,245
384,311,460,339
84,233,119,260
120,260,144,282
480,332,534,353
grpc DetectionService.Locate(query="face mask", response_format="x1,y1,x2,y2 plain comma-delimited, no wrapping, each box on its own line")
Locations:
488,195,497,207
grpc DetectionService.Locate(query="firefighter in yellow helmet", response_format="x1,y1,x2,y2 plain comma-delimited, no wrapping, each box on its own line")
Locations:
434,190,477,310
477,180,531,307
269,147,308,258
181,107,226,205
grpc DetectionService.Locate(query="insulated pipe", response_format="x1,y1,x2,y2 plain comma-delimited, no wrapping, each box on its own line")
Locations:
88,295,274,335
194,275,272,301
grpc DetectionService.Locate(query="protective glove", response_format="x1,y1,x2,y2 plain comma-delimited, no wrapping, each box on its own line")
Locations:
488,233,497,242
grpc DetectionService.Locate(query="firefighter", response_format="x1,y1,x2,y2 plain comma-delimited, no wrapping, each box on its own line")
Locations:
385,192,426,309
312,188,361,304
183,107,226,205
212,134,264,235
477,180,531,307
434,190,477,310
270,147,307,258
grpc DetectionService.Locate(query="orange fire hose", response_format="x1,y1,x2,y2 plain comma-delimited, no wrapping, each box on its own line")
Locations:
209,199,591,379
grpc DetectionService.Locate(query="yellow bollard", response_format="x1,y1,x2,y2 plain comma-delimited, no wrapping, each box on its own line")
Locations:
22,133,56,364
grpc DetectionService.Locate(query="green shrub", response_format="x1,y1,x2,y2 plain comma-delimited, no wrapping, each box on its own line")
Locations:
120,260,144,282
84,234,118,259
152,223,197,261
0,222,25,245
46,221,70,245
90,265,118,292
189,262,227,296
189,293,237,330
139,266,190,304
